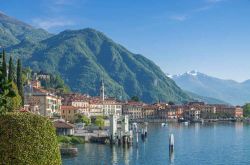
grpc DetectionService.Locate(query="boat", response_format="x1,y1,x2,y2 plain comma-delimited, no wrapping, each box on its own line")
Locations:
183,121,189,126
161,123,168,127
178,117,188,123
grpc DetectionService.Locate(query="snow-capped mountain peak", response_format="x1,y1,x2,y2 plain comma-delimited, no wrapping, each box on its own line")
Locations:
166,73,173,78
186,70,199,76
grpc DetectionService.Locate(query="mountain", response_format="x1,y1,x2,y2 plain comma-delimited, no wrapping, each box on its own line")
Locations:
0,13,191,103
172,70,250,105
185,91,229,105
0,12,52,48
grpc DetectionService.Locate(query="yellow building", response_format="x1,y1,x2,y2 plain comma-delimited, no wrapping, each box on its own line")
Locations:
24,87,61,118
61,106,80,123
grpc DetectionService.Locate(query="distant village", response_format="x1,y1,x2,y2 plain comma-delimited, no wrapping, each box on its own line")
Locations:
23,72,243,125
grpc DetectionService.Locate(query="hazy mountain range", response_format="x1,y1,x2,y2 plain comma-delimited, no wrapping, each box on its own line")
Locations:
170,70,250,105
0,12,193,103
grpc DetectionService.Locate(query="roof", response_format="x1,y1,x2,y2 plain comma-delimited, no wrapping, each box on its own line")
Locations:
142,105,158,110
61,106,79,111
125,101,144,106
33,87,50,94
53,120,75,129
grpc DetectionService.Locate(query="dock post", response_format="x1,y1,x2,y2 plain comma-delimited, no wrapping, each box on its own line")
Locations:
141,128,145,141
128,130,133,146
169,133,174,163
136,132,139,147
169,133,174,152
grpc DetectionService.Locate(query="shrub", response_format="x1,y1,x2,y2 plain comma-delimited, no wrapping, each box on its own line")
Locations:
70,136,84,144
57,136,84,144
94,116,105,128
75,114,91,125
57,135,71,144
0,112,61,165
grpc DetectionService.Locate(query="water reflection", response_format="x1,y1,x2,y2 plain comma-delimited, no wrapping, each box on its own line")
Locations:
169,150,174,165
63,123,250,165
111,146,117,164
123,145,130,165
235,122,243,133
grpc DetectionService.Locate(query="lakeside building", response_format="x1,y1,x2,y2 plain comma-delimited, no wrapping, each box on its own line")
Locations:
53,119,75,136
213,104,243,118
122,101,145,120
61,106,81,123
183,108,201,121
183,103,217,120
62,95,123,118
62,93,90,116
24,84,62,118
142,105,158,119
183,102,243,120
157,105,184,120
102,98,123,117
89,97,104,116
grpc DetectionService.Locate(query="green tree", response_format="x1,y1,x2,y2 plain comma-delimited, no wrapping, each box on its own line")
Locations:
22,67,32,85
75,114,91,125
131,96,140,102
243,103,250,117
0,51,16,114
40,73,71,94
8,56,15,81
94,116,105,128
6,82,22,112
2,49,7,80
17,59,24,106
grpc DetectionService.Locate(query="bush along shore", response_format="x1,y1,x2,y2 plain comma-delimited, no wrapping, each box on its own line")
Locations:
58,135,85,144
0,113,61,165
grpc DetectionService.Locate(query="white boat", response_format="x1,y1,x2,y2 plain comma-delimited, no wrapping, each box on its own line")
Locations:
161,123,168,127
184,121,189,126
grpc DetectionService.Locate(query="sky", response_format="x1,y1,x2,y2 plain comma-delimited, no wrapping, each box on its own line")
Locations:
1,0,250,82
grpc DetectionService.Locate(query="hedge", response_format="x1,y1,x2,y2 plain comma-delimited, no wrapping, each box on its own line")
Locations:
57,135,85,144
0,112,61,165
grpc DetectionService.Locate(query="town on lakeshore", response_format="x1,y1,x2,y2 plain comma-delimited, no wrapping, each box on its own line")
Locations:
24,72,244,123
22,72,244,142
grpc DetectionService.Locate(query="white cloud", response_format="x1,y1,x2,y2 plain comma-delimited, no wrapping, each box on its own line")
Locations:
169,15,188,21
32,18,74,30
168,0,227,22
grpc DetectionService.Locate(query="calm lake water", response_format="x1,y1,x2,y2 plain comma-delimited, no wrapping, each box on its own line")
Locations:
63,122,250,165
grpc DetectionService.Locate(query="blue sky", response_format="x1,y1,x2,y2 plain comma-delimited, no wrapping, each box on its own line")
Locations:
1,0,250,82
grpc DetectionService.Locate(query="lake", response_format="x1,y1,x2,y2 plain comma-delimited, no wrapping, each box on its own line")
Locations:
63,122,250,165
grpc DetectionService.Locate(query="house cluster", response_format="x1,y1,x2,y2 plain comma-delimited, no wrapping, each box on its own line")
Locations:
23,79,243,123
123,101,243,121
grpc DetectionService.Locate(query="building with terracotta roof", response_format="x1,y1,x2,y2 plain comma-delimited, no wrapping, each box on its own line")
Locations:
61,106,81,123
24,85,62,118
62,93,90,116
122,101,145,120
89,98,103,116
102,98,123,116
142,105,158,119
53,120,75,135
